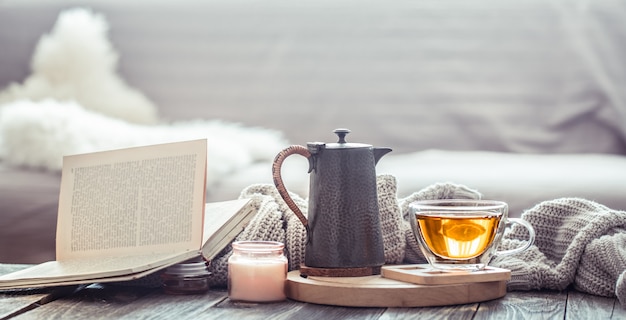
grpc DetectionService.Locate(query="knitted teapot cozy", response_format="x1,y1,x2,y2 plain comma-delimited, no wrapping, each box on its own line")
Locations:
208,175,626,305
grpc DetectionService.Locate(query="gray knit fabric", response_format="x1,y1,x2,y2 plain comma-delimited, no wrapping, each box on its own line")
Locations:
208,175,626,307
490,198,626,305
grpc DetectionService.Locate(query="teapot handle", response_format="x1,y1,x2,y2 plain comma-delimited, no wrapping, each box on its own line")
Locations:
272,145,311,230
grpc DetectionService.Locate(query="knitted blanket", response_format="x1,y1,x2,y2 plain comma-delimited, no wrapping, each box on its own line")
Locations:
208,175,626,305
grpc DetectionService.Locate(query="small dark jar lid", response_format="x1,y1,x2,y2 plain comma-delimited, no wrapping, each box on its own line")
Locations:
161,257,212,295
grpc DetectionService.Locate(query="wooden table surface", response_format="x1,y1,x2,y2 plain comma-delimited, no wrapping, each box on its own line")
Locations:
1,264,625,319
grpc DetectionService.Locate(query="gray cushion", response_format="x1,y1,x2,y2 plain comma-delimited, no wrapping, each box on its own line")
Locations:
1,0,625,154
217,150,626,218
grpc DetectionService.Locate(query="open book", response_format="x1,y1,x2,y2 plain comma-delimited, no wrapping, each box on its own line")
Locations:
0,140,257,289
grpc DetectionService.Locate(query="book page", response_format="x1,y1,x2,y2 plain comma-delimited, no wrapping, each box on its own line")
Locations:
201,199,256,260
56,140,207,260
202,199,252,244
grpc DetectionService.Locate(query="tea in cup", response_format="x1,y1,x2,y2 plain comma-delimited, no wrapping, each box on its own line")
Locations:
409,199,534,272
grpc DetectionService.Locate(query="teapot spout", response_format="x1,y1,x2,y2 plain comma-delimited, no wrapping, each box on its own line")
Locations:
373,147,392,165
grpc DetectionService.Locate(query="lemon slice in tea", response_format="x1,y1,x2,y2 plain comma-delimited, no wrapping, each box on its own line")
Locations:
442,221,486,242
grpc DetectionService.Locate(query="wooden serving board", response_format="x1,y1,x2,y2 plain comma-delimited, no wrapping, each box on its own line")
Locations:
381,264,511,285
286,266,509,307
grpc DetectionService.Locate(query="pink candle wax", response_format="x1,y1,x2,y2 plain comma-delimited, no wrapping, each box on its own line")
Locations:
228,241,287,302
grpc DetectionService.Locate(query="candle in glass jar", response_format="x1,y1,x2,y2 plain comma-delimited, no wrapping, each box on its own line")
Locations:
228,241,287,302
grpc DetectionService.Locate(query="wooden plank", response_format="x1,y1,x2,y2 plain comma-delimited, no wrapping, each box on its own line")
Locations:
0,291,47,319
18,285,226,319
0,264,49,319
207,298,307,319
612,301,626,318
280,303,385,320
380,304,479,320
566,290,626,319
474,291,567,319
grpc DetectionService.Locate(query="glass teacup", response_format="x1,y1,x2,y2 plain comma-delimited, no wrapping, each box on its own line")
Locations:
409,199,535,272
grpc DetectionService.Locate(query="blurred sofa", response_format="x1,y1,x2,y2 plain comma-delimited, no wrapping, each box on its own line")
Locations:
1,0,626,264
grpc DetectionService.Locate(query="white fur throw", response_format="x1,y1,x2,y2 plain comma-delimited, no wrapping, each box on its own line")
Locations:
0,8,288,193
0,8,157,124
0,99,287,189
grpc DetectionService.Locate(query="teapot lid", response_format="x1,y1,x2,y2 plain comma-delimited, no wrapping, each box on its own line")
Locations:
313,128,371,149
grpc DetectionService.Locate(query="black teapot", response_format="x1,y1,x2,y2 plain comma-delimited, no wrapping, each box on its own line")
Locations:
272,129,391,273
